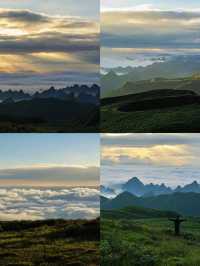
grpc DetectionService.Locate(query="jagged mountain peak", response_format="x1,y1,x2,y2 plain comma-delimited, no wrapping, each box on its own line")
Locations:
126,177,143,184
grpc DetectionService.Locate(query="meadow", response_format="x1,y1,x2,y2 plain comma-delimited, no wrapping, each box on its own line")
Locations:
101,217,200,266
101,77,200,133
0,219,100,266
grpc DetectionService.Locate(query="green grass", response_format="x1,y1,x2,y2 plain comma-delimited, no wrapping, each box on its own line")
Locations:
101,104,200,132
0,219,99,266
101,217,200,266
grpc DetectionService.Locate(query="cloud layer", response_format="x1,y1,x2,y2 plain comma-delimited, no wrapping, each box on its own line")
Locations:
0,165,99,187
102,11,200,48
101,10,200,67
0,187,99,220
0,8,99,86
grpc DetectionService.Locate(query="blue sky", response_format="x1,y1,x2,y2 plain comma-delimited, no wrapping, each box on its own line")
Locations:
0,134,100,220
0,134,99,168
0,134,99,187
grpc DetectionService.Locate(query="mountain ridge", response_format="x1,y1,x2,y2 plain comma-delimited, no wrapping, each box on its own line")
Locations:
101,191,200,216
105,177,200,197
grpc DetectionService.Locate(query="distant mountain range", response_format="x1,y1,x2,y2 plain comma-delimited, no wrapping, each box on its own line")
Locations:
101,55,200,95
101,191,200,216
122,177,172,196
102,177,200,197
0,84,100,106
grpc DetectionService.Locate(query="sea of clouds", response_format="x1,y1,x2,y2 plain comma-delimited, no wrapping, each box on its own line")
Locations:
0,187,99,221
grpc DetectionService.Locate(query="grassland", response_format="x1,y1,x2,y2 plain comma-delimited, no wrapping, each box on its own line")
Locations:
101,87,200,134
101,217,200,266
0,219,99,266
101,77,200,132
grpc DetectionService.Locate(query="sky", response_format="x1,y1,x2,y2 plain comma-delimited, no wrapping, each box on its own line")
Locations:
0,133,100,221
0,134,99,187
0,0,99,91
101,134,200,188
101,0,200,68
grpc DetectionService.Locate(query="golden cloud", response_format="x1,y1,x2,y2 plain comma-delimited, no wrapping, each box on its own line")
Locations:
0,8,99,74
102,144,194,166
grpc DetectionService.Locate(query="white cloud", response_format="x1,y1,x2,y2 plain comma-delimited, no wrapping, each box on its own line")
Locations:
0,187,99,221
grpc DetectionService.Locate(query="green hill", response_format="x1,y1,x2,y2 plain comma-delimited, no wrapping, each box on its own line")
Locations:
102,76,200,98
101,87,200,132
101,192,200,217
0,219,99,266
101,56,200,95
101,205,178,220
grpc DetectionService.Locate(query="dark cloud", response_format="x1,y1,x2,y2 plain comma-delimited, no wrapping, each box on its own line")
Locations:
0,32,99,56
0,9,50,23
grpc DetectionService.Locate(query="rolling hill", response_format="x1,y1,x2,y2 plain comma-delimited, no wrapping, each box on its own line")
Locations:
103,76,200,98
101,191,200,216
101,55,200,95
101,87,200,132
101,205,178,220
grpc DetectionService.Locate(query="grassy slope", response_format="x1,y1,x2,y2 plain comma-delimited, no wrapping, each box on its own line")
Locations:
101,91,200,132
101,192,200,216
0,219,99,266
101,206,178,220
101,217,200,266
101,78,200,132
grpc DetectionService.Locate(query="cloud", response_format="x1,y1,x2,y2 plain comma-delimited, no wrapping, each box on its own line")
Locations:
101,134,200,187
0,187,99,221
102,144,194,166
102,10,200,49
0,165,99,186
101,133,200,147
0,8,99,84
0,8,50,24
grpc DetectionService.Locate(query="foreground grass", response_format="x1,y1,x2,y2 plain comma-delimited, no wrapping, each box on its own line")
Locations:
0,219,99,266
101,104,200,132
101,217,200,266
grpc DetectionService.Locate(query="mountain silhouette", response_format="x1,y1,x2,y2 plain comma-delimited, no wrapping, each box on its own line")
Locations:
0,84,100,105
122,177,172,196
